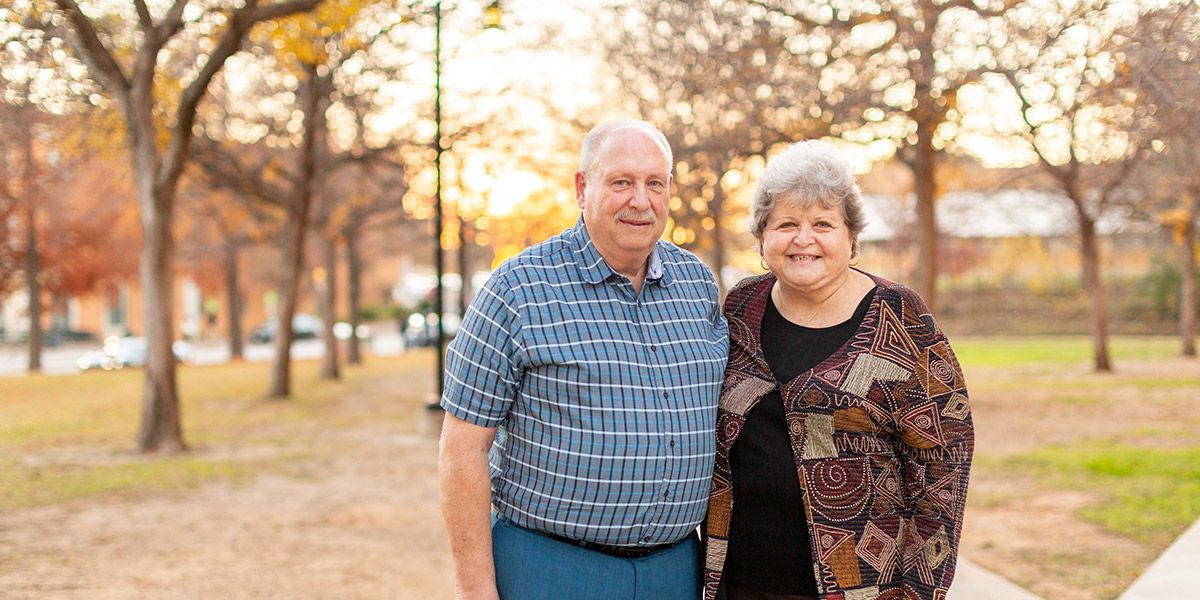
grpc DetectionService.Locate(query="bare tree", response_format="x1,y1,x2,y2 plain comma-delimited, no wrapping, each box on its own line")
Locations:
1125,3,1200,356
742,0,1017,311
0,6,105,371
996,3,1160,371
51,0,321,452
0,137,17,301
2,11,53,371
176,183,282,362
193,92,323,396
276,61,326,390
329,161,409,365
309,110,413,373
4,89,45,372
195,1,425,391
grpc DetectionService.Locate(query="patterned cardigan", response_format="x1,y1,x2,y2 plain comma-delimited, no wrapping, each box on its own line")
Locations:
703,272,974,600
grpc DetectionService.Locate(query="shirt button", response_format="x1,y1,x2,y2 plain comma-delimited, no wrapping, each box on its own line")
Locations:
642,536,652,542
669,440,676,448
662,392,669,399
650,345,657,352
663,490,670,497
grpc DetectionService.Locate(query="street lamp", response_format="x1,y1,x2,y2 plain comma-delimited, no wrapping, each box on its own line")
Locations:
430,0,502,408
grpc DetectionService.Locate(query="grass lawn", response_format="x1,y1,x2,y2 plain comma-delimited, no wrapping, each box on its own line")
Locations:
1001,444,1200,546
0,352,435,510
952,334,1183,368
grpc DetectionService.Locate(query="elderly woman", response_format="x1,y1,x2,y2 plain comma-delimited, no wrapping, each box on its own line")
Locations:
703,140,974,600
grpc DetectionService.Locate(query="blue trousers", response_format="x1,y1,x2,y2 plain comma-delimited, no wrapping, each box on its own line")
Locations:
491,516,701,600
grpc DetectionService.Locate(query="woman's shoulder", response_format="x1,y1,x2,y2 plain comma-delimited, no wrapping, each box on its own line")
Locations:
725,273,772,306
862,272,931,317
861,271,944,344
731,272,774,292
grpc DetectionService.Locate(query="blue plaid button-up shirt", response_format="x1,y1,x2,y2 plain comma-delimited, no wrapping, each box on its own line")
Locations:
442,218,729,546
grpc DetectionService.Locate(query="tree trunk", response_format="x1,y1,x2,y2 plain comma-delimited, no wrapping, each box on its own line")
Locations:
134,173,185,455
711,181,727,296
913,120,939,314
346,228,363,365
268,214,305,397
138,195,185,452
908,3,941,314
1074,193,1112,372
268,67,321,398
458,215,468,317
128,79,185,453
24,201,41,372
225,242,244,361
1181,186,1198,357
20,123,42,373
319,234,339,380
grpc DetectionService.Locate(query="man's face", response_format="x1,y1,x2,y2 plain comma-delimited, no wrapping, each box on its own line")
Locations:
574,128,672,269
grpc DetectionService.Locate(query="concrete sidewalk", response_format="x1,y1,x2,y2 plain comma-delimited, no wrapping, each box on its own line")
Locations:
950,516,1200,600
949,558,1046,600
1117,517,1200,600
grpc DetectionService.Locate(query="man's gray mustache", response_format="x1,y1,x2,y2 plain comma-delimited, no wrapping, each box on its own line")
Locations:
616,210,657,224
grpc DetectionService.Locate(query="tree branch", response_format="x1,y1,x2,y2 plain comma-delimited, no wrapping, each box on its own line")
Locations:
50,0,131,103
133,0,154,31
157,0,193,43
246,0,325,23
1099,143,1149,203
159,0,323,192
745,0,895,31
193,137,293,207
319,141,408,176
942,0,1008,18
1001,69,1070,185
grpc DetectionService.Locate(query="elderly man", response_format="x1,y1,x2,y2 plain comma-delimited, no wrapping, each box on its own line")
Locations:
439,119,729,600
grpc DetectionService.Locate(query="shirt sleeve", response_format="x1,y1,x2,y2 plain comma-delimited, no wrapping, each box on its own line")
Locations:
440,269,523,427
708,272,729,351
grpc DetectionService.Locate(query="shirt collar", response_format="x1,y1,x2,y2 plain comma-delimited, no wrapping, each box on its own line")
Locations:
570,217,672,287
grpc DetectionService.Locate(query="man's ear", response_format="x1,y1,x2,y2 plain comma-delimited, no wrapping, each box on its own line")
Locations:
574,170,587,209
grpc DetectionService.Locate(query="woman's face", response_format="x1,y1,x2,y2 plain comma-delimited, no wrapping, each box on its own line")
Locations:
760,198,855,296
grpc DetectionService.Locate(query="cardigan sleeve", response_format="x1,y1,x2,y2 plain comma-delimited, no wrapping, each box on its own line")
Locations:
887,285,975,599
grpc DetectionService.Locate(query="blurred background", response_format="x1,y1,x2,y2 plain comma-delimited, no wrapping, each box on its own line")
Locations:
1,1,1197,599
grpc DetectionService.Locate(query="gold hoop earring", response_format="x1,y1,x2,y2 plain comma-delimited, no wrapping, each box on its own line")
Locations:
760,257,769,272
849,251,860,267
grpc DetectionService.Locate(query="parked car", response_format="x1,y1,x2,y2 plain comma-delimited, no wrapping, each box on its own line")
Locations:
249,313,323,344
75,336,190,371
403,313,460,348
1,328,95,347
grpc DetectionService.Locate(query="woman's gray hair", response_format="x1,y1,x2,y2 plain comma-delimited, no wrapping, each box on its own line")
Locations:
579,119,673,177
749,139,867,255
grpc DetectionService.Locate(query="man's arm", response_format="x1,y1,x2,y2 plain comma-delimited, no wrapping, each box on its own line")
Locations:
439,412,500,600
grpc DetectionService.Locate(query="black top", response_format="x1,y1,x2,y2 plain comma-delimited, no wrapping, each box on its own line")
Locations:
723,287,876,594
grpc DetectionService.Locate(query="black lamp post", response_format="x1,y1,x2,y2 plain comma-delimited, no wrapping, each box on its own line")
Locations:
433,0,446,405
431,0,501,407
